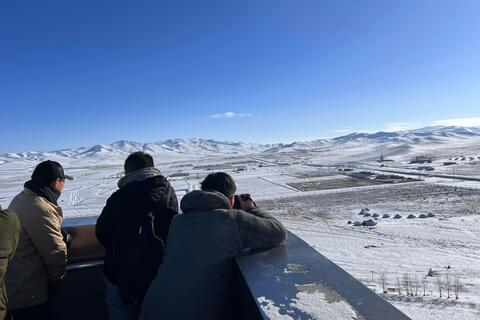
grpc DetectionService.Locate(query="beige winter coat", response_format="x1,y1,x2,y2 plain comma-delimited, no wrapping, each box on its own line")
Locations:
5,188,67,309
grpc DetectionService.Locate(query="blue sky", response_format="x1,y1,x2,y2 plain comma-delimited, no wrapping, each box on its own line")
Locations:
1,0,480,153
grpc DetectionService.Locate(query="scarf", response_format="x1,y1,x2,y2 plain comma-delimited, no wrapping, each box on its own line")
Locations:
24,179,61,205
118,167,162,188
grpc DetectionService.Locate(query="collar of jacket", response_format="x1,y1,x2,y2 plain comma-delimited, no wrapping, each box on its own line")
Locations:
22,188,64,219
24,179,61,205
118,167,162,188
180,190,231,214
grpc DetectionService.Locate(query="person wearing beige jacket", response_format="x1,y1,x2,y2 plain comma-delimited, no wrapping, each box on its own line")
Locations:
5,160,73,320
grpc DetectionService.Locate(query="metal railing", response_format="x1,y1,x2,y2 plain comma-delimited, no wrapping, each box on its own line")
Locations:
48,219,410,320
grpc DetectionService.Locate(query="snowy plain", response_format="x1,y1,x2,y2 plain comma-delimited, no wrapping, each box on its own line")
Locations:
1,127,480,320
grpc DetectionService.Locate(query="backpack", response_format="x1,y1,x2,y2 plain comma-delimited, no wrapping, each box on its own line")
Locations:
115,209,174,306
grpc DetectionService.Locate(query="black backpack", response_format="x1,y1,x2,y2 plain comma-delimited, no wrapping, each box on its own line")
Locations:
115,208,177,306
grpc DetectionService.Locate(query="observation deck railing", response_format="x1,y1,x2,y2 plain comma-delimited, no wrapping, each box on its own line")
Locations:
47,218,410,320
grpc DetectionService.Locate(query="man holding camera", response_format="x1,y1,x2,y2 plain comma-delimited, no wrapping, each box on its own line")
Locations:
140,172,287,320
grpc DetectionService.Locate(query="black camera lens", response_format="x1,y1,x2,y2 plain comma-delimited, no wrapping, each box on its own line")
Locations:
233,195,242,209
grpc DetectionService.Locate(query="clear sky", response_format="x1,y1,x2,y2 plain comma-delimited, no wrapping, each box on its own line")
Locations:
1,0,480,153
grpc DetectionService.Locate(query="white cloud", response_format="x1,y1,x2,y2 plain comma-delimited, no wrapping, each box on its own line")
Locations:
384,123,410,132
332,129,351,133
210,112,252,119
432,117,480,127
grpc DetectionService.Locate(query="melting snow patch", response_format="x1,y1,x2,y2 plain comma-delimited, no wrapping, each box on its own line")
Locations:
291,292,359,319
257,297,294,320
257,284,363,320
292,284,362,319
284,263,308,275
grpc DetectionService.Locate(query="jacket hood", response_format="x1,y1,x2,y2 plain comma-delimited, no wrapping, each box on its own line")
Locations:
180,190,231,214
118,167,162,188
122,175,174,211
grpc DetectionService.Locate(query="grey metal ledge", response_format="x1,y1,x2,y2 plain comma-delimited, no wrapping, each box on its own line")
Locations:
232,231,411,320
52,219,410,320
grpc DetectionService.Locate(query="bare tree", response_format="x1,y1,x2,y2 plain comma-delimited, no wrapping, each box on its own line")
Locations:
412,275,420,296
421,277,428,296
402,273,411,296
453,275,467,299
435,275,444,298
379,272,389,294
396,277,402,295
444,273,453,298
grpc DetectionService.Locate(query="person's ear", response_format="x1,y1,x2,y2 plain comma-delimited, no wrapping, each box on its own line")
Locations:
50,178,60,188
228,195,235,207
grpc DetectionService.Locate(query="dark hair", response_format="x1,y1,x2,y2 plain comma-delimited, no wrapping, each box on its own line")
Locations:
201,172,236,198
124,152,154,174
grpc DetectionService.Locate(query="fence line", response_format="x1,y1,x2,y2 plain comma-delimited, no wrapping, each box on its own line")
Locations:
257,180,480,202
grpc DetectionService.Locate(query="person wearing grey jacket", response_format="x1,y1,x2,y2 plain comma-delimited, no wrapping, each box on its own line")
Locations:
140,172,287,320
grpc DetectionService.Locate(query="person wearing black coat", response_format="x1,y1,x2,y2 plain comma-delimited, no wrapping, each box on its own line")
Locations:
96,152,178,320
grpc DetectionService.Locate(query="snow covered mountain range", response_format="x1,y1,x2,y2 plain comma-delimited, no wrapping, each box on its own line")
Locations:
1,126,480,162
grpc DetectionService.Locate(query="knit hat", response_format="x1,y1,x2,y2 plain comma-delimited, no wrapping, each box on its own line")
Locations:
32,160,74,183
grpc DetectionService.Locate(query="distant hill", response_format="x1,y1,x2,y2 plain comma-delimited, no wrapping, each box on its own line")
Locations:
0,138,277,162
334,126,480,143
1,126,479,163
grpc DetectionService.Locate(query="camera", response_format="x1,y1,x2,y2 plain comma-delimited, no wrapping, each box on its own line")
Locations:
233,194,249,209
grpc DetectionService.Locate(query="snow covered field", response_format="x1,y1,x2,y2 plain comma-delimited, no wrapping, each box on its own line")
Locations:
1,127,480,319
260,183,480,320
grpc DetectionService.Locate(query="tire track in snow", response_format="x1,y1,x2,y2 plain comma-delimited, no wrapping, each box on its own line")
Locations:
69,188,84,206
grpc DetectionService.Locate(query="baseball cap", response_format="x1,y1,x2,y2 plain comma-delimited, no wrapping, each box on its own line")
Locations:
32,160,74,182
